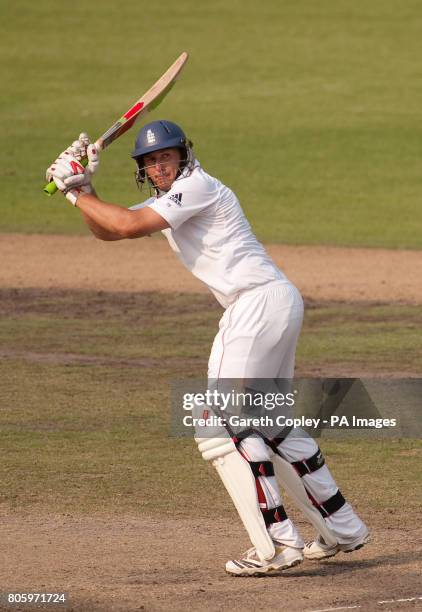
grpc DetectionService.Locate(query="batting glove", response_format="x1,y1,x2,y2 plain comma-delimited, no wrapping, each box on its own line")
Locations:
45,133,92,182
47,139,99,206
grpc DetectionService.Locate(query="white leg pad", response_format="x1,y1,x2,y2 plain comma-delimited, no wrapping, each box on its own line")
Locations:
196,437,275,561
272,454,338,547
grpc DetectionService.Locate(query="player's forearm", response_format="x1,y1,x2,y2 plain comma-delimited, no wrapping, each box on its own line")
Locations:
76,193,140,240
79,210,122,241
76,189,122,240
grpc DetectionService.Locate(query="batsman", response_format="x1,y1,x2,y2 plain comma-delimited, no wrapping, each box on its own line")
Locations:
45,120,370,576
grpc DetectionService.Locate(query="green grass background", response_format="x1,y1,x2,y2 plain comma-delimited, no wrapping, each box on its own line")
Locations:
1,290,421,517
2,0,422,246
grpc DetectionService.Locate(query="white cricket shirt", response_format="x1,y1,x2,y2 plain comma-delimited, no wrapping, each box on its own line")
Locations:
130,161,287,308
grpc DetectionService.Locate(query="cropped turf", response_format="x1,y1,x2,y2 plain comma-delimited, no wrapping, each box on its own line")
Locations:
0,289,420,518
2,1,422,246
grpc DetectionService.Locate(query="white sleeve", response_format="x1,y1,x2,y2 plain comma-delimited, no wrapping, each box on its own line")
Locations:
128,197,155,211
147,177,217,230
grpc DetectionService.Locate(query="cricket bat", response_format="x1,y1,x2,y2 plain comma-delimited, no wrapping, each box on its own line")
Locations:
44,51,189,195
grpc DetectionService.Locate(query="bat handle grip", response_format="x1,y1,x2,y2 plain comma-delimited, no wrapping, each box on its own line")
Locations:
43,157,88,195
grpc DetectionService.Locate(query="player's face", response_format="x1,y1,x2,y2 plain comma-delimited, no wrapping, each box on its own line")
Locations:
143,148,182,192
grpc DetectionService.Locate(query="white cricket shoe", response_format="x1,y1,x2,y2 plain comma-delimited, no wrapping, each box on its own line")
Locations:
226,544,303,576
304,530,371,560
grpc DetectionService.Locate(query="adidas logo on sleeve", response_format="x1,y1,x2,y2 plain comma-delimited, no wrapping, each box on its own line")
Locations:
166,193,183,207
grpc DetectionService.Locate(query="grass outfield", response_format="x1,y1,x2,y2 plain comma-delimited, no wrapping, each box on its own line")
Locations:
0,289,421,519
2,1,422,246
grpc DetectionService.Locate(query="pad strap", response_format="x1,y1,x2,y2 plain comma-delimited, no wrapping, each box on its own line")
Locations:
291,448,325,476
233,429,294,452
316,489,346,518
249,461,275,478
265,428,294,452
262,505,288,526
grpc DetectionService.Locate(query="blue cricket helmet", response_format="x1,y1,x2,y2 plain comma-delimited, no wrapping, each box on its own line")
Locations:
132,120,194,192
131,120,188,159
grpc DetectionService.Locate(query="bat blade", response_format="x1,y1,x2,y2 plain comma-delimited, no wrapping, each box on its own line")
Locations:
96,52,188,151
43,51,189,195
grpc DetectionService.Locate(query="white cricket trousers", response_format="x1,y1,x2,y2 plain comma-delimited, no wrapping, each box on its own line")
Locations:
208,280,303,379
207,280,367,547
